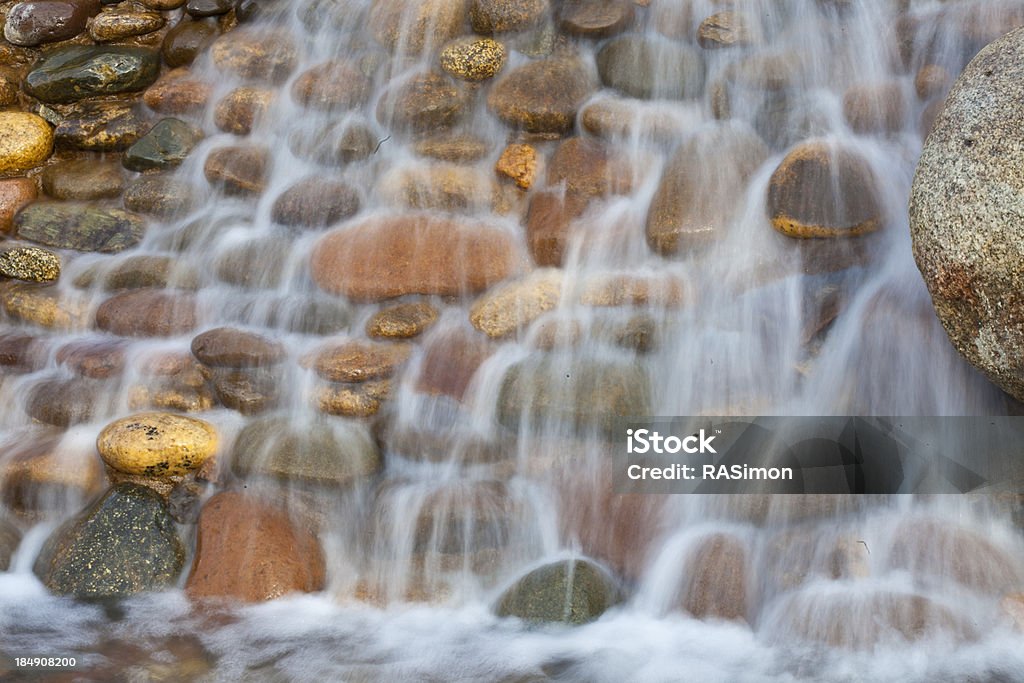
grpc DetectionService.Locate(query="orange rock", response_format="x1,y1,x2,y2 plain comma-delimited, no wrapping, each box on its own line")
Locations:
495,143,538,190
0,178,37,233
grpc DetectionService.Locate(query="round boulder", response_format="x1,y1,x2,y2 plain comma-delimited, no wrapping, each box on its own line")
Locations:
97,412,218,477
0,113,53,174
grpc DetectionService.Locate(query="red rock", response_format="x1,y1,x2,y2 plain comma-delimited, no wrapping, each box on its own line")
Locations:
95,289,198,337
415,326,492,400
186,491,325,602
0,179,38,233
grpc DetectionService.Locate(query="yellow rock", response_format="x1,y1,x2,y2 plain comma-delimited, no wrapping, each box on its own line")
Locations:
0,112,54,174
97,412,218,477
469,268,564,338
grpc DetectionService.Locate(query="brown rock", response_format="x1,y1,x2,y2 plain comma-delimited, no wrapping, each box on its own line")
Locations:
1,436,104,514
680,533,747,621
0,332,45,373
376,71,471,134
414,134,491,163
367,302,439,339
41,158,124,201
213,87,274,136
697,11,757,49
375,163,496,213
315,379,391,418
558,0,634,39
440,37,506,82
191,327,285,368
495,143,538,189
210,29,297,83
525,189,588,266
204,145,268,196
143,68,212,114
123,175,200,218
310,214,524,301
842,81,908,134
2,283,89,329
547,136,633,198
25,376,107,427
579,272,687,308
415,326,492,399
915,64,951,101
767,140,882,238
488,57,596,134
209,367,280,415
469,269,563,338
53,101,152,152
162,17,219,68
292,61,372,111
56,339,128,379
186,492,326,602
469,0,547,33
95,289,198,337
0,179,38,233
271,177,361,228
89,7,165,42
214,236,289,289
307,339,411,383
369,0,465,53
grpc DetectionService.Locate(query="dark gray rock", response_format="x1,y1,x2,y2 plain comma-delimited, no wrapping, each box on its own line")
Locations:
495,559,621,625
123,118,203,172
24,46,160,104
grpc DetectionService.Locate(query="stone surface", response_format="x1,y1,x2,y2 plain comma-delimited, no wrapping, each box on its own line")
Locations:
596,34,704,100
33,483,184,599
231,414,380,486
186,0,232,16
495,143,538,189
15,202,145,253
310,214,524,301
56,338,128,378
488,58,596,134
0,179,38,233
469,0,548,33
915,64,951,100
647,122,768,255
680,533,748,621
495,559,620,625
376,163,495,213
292,60,372,111
369,0,464,53
547,136,634,198
908,26,1024,402
4,0,96,47
0,247,61,282
0,113,53,174
53,101,152,152
414,134,490,163
123,118,203,172
497,355,651,433
214,236,289,289
415,325,492,400
377,71,471,134
767,139,881,238
440,37,506,81
190,327,285,367
558,0,633,38
2,283,88,329
25,376,105,426
367,302,438,339
307,339,411,383
842,81,907,134
95,289,198,337
213,87,273,135
209,367,279,415
210,29,297,83
185,491,326,602
42,158,124,200
315,379,391,418
204,145,268,195
24,46,160,103
123,175,199,218
0,517,21,569
271,177,360,228
470,269,563,338
76,254,199,291
162,17,219,68
89,7,165,41
97,412,218,477
697,10,757,49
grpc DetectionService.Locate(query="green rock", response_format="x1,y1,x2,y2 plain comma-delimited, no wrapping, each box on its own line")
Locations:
497,355,651,434
231,414,381,486
15,202,146,253
496,559,621,625
123,118,204,172
0,517,20,571
0,247,61,282
33,483,185,599
54,101,153,152
24,46,161,104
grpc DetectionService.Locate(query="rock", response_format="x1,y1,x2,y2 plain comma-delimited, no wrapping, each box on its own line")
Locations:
488,57,596,134
142,0,186,9
375,162,495,213
287,119,377,165
0,179,38,233
24,46,160,103
208,367,279,415
123,174,200,218
307,339,411,383
210,29,297,83
271,177,360,228
1,283,88,329
440,37,506,81
369,0,464,53
25,376,105,426
647,122,768,255
33,483,184,599
558,0,633,38
56,338,128,378
311,214,524,301
186,0,232,16
377,71,471,134
123,118,203,172
315,379,391,418
403,481,515,559
1003,594,1024,630
469,0,548,33
244,294,352,335
0,113,53,174
95,289,198,337
162,17,219,68
547,136,634,198
15,203,145,253
0,247,60,282
470,269,563,338
190,327,285,367
908,27,1024,401
214,236,289,289
679,533,747,621
767,139,882,238
596,34,704,100
213,87,274,135
0,72,17,107
697,10,757,49
495,143,538,189
97,412,217,478
292,61,372,111
0,517,21,569
416,326,491,399
42,158,124,200
497,355,651,433
579,272,686,308
89,7,165,41
53,101,152,152
203,145,268,196
495,559,620,625
185,491,325,602
0,332,45,373
4,1,96,47
231,414,380,485
77,254,199,291
842,81,907,134
367,302,438,339
915,64,951,100
414,134,491,163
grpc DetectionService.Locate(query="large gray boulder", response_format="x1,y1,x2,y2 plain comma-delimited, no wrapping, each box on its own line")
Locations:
909,26,1024,401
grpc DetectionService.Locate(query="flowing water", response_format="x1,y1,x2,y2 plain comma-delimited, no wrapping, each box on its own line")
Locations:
3,0,1024,681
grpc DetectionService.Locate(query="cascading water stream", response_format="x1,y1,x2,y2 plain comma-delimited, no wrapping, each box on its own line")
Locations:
2,0,1024,680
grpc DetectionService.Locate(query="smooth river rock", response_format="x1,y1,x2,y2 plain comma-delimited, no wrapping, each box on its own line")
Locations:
97,412,218,477
487,58,597,134
495,559,621,625
3,0,98,47
0,113,53,174
24,46,160,103
15,203,145,253
95,289,198,337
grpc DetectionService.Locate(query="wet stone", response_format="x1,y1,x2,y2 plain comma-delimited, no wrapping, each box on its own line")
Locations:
209,367,280,415
25,375,105,426
191,326,285,368
56,339,128,378
3,0,97,47
162,17,220,68
42,158,124,201
487,57,597,134
271,177,361,229
440,37,507,82
0,179,38,233
495,559,621,625
369,0,464,54
697,11,758,50
469,0,549,34
144,69,213,114
186,0,232,16
210,28,297,83
123,175,200,218
376,71,471,134
54,101,152,152
123,118,204,172
0,517,21,570
97,412,218,477
315,379,392,418
558,0,634,39
214,236,289,289
292,61,372,111
0,247,61,282
1,282,89,329
15,203,146,253
0,113,54,175
213,87,274,136
308,339,411,383
367,302,439,339
204,145,269,196
89,8,165,42
24,46,161,104
596,34,705,100
94,288,198,337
